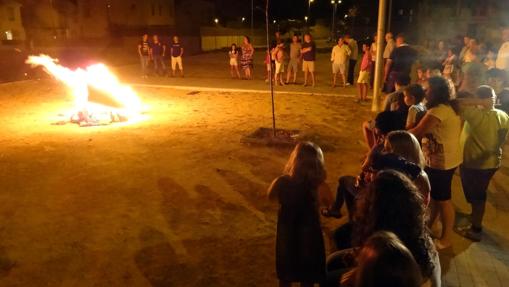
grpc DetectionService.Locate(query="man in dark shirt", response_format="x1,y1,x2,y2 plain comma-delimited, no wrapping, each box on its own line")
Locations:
383,33,417,93
138,34,150,78
170,36,184,77
301,33,316,87
151,35,166,76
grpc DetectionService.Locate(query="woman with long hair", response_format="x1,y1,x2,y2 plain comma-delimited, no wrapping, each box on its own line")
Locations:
384,131,430,205
352,170,440,287
409,76,462,250
268,142,332,287
240,36,254,79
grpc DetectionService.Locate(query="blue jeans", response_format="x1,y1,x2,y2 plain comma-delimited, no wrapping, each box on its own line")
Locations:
140,55,150,76
153,55,166,75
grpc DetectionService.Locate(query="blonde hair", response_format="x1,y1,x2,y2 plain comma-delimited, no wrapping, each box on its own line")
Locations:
284,142,326,188
385,131,425,169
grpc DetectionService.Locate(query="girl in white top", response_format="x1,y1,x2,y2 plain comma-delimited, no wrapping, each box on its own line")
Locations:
410,76,463,250
229,44,241,79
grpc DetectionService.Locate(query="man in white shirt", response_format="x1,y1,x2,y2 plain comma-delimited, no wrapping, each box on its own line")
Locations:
331,37,351,88
383,32,395,64
496,27,509,78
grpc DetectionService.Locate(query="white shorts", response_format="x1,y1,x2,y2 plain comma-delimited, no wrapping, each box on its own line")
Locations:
230,58,238,66
302,61,315,73
332,62,347,75
171,56,183,70
275,61,285,73
357,70,370,84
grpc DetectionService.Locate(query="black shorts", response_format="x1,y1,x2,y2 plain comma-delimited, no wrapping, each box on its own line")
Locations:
460,165,498,202
425,166,457,201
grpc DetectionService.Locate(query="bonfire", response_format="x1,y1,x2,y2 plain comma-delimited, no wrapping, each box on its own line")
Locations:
26,55,142,127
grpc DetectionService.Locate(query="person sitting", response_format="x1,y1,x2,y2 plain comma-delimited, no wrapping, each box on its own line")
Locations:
403,84,427,129
322,111,406,220
326,170,441,287
383,130,430,206
341,231,423,287
268,142,333,287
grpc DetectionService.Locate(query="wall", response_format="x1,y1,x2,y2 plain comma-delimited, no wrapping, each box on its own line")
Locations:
0,0,26,42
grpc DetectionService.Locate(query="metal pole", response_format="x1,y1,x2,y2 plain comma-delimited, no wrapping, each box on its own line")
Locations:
266,0,276,136
331,4,335,40
251,0,254,36
372,0,387,112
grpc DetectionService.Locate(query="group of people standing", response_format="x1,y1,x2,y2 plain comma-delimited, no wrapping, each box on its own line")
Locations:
268,27,509,287
137,34,184,78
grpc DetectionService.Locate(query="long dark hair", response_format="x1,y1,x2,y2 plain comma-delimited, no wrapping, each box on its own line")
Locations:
243,35,251,44
354,231,422,287
283,142,326,190
353,170,436,280
426,76,459,114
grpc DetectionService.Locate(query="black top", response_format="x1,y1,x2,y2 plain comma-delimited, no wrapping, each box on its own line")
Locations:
171,43,183,57
389,45,418,75
151,42,164,56
302,42,316,61
139,40,150,56
271,175,326,283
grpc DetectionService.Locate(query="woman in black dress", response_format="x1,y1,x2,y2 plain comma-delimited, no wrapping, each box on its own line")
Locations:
268,142,332,287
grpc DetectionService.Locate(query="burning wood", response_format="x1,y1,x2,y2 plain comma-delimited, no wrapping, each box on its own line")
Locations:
26,55,142,126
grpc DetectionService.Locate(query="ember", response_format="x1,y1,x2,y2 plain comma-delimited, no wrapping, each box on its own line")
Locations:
26,55,143,126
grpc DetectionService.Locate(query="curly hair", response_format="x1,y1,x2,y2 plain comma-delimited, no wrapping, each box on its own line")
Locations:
353,170,436,280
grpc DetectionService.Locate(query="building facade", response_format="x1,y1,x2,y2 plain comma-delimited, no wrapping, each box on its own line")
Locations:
0,0,25,42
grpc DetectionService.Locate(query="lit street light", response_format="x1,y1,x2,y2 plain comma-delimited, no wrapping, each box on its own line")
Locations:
242,17,246,22
214,18,219,24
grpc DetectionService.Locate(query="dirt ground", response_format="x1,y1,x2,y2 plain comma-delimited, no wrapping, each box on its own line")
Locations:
0,80,367,286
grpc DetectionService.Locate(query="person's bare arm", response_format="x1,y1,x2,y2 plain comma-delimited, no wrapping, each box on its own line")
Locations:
162,45,166,57
456,98,493,110
409,113,440,139
318,183,333,208
138,44,142,57
180,48,184,57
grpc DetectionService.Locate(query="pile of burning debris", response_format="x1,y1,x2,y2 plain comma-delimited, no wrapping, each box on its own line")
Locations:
26,55,142,127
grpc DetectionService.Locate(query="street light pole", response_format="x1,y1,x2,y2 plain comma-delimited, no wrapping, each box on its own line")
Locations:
331,1,340,41
372,0,388,112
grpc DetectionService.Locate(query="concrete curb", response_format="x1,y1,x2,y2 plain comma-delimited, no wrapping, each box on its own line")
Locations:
129,83,357,98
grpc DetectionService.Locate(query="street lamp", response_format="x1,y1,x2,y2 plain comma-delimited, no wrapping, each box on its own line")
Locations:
214,18,219,24
242,17,246,22
308,0,314,17
330,0,339,41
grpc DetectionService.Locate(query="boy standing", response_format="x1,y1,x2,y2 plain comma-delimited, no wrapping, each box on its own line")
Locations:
331,37,351,88
286,35,301,84
344,34,358,86
138,34,150,78
301,33,316,87
272,41,286,86
170,36,184,77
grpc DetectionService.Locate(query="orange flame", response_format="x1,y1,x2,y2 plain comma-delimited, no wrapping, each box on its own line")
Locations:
26,54,142,124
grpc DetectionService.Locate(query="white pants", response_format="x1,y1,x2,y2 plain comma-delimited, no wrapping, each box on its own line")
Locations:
171,56,183,71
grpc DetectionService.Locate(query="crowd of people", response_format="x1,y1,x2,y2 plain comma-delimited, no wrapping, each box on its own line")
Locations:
267,27,509,287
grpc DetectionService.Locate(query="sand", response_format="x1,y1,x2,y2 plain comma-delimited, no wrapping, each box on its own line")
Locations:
0,80,368,286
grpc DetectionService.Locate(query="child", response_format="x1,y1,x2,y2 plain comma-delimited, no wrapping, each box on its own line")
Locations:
442,48,458,80
272,41,286,86
416,66,427,87
268,142,332,287
301,33,316,87
170,36,184,77
229,44,241,79
264,49,272,83
404,84,427,129
331,37,351,88
357,43,371,102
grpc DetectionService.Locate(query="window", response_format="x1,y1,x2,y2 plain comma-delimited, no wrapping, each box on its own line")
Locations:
7,7,15,21
5,30,13,40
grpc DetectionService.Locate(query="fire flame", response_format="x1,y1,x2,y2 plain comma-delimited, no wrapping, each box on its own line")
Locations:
26,54,142,126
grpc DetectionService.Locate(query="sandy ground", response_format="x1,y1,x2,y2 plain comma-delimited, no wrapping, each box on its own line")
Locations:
0,80,366,286
1,54,509,286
